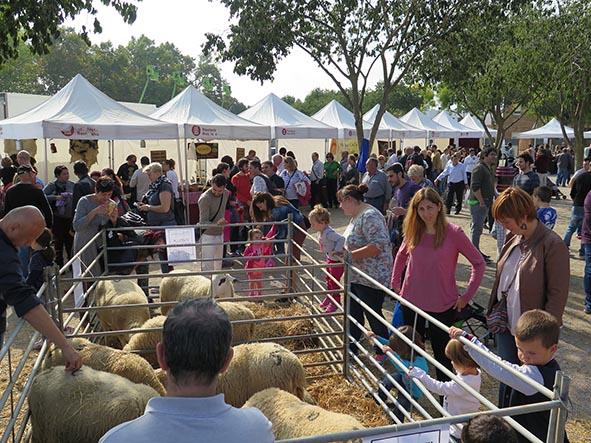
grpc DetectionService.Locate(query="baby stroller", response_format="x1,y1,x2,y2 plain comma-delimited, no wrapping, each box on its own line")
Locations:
453,302,494,346
546,177,567,200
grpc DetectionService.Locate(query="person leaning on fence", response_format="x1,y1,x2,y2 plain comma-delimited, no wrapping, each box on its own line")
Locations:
198,174,230,273
0,206,82,370
490,187,569,408
339,184,392,358
450,310,570,443
100,299,274,443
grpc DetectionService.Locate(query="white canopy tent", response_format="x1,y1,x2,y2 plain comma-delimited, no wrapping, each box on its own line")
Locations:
433,111,483,138
459,114,498,138
312,99,382,139
150,85,270,140
513,118,574,139
239,93,338,140
363,105,426,139
399,108,459,138
0,74,179,180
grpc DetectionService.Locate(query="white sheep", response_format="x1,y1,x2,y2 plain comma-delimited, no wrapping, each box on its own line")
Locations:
244,388,365,442
93,279,150,348
218,342,307,408
42,338,165,395
29,366,158,443
159,271,235,315
218,301,256,344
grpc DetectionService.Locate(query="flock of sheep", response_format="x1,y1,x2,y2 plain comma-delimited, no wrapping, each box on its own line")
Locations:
28,273,366,442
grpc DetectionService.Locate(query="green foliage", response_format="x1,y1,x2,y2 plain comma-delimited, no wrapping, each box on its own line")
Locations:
0,0,139,65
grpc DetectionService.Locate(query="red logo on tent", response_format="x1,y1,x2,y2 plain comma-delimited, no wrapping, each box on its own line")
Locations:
348,130,353,136
192,125,201,136
281,128,288,135
61,125,75,137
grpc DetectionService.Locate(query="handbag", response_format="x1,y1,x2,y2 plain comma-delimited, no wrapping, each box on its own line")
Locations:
486,252,521,334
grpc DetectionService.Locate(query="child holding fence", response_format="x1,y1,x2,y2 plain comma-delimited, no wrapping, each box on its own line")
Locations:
309,205,344,313
243,227,275,296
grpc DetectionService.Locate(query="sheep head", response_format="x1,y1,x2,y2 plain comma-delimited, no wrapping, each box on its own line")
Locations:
212,273,236,299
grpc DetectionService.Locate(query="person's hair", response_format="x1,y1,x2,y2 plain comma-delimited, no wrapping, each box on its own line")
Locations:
35,228,56,263
445,339,479,369
286,150,296,159
337,184,367,203
221,155,234,168
271,153,283,164
237,158,249,169
515,309,560,348
262,160,273,170
164,159,175,169
366,157,378,167
53,165,68,178
163,299,232,385
517,152,533,164
73,160,89,176
250,192,291,222
249,159,261,171
95,176,115,193
461,414,518,443
482,147,496,158
386,163,405,176
283,156,297,170
90,170,101,180
532,186,552,204
248,228,263,241
492,187,537,222
213,162,230,175
413,145,421,153
145,162,163,175
126,154,137,162
1,157,12,168
101,167,123,188
308,204,330,224
348,154,356,162
140,156,150,166
326,152,334,160
248,149,256,156
403,188,447,252
211,173,227,188
388,326,425,361
279,147,287,156
407,164,425,179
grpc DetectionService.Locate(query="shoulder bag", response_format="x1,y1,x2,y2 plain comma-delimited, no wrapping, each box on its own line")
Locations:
486,252,522,334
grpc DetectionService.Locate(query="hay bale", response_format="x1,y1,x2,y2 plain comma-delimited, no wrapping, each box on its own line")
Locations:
123,316,166,367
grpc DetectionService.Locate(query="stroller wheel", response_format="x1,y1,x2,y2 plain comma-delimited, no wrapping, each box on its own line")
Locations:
562,195,567,199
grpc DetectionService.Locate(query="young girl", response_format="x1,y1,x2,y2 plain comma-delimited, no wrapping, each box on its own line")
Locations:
26,228,56,291
371,326,429,421
409,339,481,439
309,205,344,313
243,227,275,296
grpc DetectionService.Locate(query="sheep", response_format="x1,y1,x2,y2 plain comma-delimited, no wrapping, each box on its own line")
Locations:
154,368,167,389
123,315,166,367
29,366,158,443
244,388,365,442
159,271,235,315
42,337,165,395
93,279,150,348
218,301,256,344
218,342,307,407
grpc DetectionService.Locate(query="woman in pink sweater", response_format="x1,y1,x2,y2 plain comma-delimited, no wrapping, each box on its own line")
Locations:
391,187,485,382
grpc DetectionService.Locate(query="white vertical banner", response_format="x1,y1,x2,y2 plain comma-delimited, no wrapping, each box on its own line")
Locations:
72,258,85,308
362,424,449,443
165,227,197,264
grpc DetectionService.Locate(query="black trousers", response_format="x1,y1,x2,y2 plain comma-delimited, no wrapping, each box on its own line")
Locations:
349,283,389,354
52,217,74,267
445,182,464,213
402,305,455,382
310,180,326,207
326,178,338,208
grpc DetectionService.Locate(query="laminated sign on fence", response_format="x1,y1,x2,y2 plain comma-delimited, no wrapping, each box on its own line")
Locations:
165,227,197,263
362,424,449,443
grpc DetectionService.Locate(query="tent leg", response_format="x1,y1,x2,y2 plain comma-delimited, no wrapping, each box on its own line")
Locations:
184,138,190,224
43,138,48,183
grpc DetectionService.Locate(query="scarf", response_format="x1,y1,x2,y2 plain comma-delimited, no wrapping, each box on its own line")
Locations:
144,175,172,202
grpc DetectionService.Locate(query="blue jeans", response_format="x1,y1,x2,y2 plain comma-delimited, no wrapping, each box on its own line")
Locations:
18,246,31,278
496,330,519,407
378,372,411,421
584,244,591,311
470,204,488,252
563,206,584,248
557,168,570,186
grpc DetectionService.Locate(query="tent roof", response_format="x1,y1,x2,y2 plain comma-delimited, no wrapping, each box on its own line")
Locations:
513,118,574,139
0,74,178,140
432,111,483,138
312,100,379,139
150,85,270,140
239,93,337,139
459,114,498,137
363,104,426,138
399,108,459,138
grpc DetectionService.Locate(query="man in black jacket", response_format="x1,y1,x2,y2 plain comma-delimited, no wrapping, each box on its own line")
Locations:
72,160,96,215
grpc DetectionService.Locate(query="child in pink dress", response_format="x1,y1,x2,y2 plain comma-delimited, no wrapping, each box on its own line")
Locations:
243,227,276,296
309,205,344,313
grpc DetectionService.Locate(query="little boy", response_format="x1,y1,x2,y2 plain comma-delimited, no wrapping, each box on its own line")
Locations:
461,414,518,443
532,186,557,230
450,310,569,443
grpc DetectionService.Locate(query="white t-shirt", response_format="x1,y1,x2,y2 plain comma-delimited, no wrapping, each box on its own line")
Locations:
250,175,268,195
497,246,522,335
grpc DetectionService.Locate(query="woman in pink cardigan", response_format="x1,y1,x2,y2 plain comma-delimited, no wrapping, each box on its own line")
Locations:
391,187,485,382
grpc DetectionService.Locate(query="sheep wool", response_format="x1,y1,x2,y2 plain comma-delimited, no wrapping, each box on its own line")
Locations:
244,388,365,442
29,366,158,443
218,342,307,407
93,279,150,348
154,368,167,389
123,315,166,367
42,338,165,395
218,302,256,344
159,271,235,315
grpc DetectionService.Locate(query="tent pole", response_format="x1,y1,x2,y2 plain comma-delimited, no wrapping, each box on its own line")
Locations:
111,140,115,170
43,138,48,183
184,137,190,224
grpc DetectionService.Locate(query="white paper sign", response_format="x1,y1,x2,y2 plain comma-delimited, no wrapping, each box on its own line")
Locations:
362,424,448,443
72,258,85,308
165,227,197,263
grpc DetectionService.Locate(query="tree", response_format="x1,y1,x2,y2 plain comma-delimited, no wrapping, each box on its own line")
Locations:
0,0,139,65
0,42,45,94
205,0,511,150
194,55,246,113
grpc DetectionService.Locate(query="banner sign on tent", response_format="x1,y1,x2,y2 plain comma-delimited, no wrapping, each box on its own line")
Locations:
236,147,245,161
362,424,449,443
194,143,219,159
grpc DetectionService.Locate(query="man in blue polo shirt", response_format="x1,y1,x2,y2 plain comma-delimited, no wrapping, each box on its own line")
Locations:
100,298,274,443
0,206,81,371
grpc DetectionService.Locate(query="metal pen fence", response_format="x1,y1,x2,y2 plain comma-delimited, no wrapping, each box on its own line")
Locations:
0,217,570,443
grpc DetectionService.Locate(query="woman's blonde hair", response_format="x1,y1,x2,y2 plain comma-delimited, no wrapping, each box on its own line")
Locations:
308,204,330,224
403,187,447,252
144,162,163,175
283,156,296,170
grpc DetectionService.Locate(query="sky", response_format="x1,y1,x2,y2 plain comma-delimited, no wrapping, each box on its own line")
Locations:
66,0,380,107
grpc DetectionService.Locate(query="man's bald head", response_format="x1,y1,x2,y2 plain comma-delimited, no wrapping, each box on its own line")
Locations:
0,206,46,247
